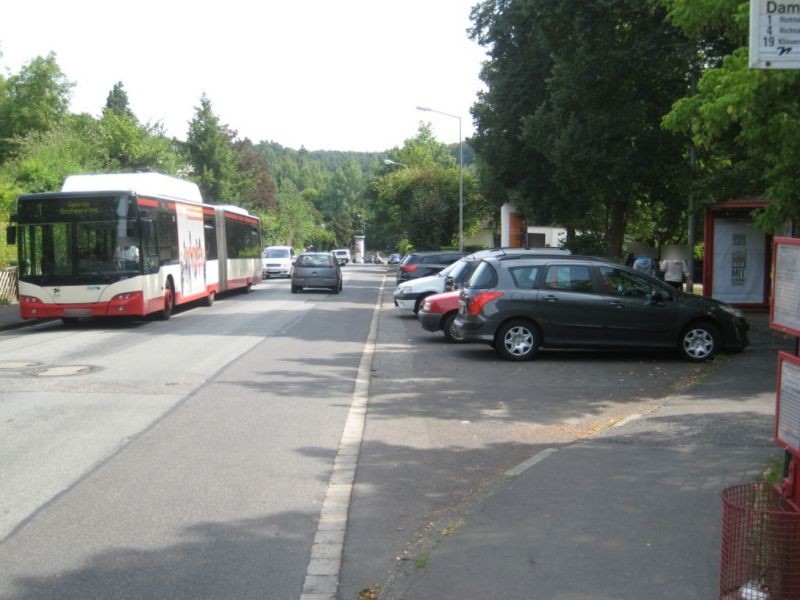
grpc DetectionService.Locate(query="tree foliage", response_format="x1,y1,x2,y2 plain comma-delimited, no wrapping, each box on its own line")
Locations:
186,94,239,202
105,81,135,119
0,53,73,161
661,0,800,232
470,0,696,256
368,125,482,251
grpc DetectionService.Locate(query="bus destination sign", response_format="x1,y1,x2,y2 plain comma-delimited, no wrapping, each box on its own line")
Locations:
18,194,126,222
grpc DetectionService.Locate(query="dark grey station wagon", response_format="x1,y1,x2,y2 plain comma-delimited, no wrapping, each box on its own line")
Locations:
455,255,749,362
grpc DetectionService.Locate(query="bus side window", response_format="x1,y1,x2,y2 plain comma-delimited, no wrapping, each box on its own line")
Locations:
156,211,178,264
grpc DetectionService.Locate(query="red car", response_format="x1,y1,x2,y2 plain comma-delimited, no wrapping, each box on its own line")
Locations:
417,290,465,343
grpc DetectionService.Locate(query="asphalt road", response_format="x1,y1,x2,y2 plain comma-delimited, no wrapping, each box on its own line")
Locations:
0,265,767,600
0,267,381,600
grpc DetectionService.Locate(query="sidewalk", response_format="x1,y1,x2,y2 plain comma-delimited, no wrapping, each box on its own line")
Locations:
0,302,30,331
379,313,793,600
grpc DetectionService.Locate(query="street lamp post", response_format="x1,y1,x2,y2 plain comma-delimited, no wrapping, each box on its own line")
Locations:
416,106,463,252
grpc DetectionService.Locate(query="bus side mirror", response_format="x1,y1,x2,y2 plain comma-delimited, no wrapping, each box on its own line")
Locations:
6,225,16,245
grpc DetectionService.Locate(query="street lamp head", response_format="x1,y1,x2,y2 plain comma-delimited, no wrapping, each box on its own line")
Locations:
384,159,408,168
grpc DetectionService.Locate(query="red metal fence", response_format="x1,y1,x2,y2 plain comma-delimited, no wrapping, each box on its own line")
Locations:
721,482,800,599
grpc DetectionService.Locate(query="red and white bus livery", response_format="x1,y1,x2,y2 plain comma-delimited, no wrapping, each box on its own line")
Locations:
9,173,262,322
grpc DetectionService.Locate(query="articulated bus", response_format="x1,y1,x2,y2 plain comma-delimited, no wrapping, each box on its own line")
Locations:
8,173,262,323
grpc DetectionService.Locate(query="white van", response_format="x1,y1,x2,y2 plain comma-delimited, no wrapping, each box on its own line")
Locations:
333,249,351,265
262,246,296,278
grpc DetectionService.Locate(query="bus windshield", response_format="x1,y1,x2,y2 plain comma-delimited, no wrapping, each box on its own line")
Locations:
19,220,142,284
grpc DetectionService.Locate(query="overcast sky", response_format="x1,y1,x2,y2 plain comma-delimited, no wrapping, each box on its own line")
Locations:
1,0,486,152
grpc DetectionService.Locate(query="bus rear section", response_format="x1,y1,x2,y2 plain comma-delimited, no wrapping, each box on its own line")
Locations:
214,205,262,294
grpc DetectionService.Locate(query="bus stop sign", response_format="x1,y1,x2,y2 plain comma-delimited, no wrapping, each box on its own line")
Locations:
750,0,800,69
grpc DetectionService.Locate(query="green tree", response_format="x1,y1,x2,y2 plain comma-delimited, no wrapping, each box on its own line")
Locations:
234,139,279,212
186,94,239,203
319,159,367,246
97,110,185,173
470,0,695,257
371,125,481,250
260,181,323,248
105,81,135,119
0,119,102,192
0,53,73,161
661,0,800,232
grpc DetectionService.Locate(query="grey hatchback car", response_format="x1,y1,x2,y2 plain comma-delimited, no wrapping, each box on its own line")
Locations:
455,255,749,362
291,252,342,294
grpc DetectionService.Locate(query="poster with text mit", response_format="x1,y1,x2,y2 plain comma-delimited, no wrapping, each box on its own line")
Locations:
711,219,766,304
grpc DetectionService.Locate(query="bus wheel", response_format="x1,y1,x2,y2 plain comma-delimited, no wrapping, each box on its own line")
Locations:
159,281,175,320
203,291,215,307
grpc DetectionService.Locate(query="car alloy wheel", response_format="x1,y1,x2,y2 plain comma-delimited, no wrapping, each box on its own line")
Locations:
496,319,537,361
680,322,719,362
442,312,465,343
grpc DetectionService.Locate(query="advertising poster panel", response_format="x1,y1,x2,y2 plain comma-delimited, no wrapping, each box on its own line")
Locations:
177,204,206,296
711,219,766,304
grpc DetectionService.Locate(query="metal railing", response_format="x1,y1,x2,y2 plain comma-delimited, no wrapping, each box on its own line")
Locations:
0,267,18,302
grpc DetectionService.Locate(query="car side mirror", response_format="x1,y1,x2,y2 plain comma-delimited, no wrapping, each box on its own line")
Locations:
648,290,667,305
444,276,456,291
6,225,16,245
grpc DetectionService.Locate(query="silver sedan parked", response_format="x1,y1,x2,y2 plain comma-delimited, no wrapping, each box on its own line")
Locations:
291,252,343,294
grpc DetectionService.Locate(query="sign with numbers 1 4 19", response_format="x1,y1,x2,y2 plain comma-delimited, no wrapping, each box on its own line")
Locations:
750,0,800,69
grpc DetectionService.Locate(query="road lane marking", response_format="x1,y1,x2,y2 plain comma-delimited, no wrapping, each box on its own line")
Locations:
299,272,386,600
505,448,559,477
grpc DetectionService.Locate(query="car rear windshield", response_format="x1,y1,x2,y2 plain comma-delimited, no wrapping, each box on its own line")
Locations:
298,255,333,267
467,262,498,289
264,248,290,258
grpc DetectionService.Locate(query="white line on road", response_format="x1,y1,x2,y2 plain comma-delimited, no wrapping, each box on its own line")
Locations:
505,448,559,478
299,273,386,600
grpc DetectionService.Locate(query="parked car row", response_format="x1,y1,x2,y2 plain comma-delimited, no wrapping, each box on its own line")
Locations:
394,248,572,314
398,250,750,363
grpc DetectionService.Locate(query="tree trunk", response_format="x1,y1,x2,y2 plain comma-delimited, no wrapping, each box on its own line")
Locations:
606,202,626,258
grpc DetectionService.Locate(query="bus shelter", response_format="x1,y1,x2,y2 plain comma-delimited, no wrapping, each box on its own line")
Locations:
702,197,772,309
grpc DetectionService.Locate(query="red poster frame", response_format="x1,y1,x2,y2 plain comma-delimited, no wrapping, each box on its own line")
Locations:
770,237,800,338
775,351,800,459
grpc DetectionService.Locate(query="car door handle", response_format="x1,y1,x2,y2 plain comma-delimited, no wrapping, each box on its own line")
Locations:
608,301,624,308
543,294,559,302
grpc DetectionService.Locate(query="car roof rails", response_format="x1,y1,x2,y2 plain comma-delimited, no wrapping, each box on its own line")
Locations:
495,253,605,262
